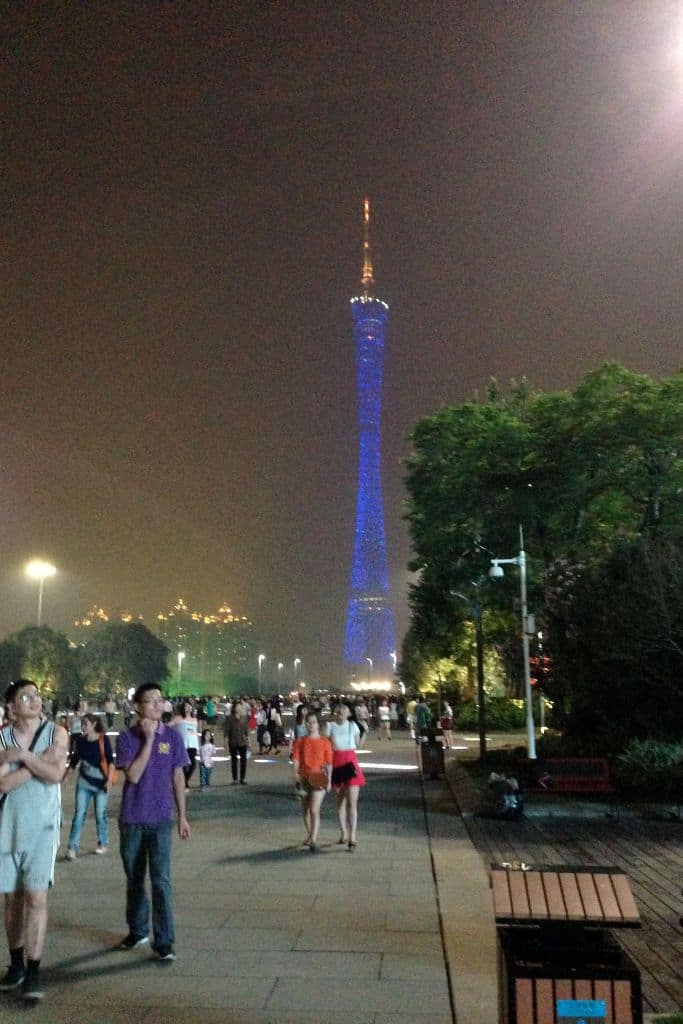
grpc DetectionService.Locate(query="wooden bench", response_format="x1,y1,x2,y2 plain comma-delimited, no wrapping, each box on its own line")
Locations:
521,757,615,796
491,864,640,928
492,865,642,1024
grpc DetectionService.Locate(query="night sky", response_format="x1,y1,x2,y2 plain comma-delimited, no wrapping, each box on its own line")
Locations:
3,2,683,683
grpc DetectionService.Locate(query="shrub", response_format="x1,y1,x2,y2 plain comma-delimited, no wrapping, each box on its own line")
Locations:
615,739,683,799
457,698,526,731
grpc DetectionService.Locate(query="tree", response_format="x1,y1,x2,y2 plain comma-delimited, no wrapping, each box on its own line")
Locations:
404,362,683,736
0,627,81,704
80,622,169,698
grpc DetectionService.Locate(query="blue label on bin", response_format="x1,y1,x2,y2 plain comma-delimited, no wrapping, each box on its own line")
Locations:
557,999,606,1023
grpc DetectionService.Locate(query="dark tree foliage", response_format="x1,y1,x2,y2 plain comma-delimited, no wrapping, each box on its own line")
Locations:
80,622,170,697
404,362,683,742
0,627,81,703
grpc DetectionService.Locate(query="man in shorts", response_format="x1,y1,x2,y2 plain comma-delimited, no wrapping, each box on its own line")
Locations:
116,682,191,961
0,679,68,1001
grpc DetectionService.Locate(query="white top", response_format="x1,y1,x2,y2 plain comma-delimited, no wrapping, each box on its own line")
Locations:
327,720,360,752
174,718,198,750
200,742,217,767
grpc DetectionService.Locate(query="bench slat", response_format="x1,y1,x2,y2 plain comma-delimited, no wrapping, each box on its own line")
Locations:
559,872,585,919
611,874,640,922
525,871,549,918
594,980,614,1024
541,870,567,919
509,870,531,917
536,978,554,1024
577,872,603,920
594,872,623,921
491,869,512,917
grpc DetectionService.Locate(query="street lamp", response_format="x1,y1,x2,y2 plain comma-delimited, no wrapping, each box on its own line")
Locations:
452,583,487,762
293,658,300,685
25,560,57,627
390,651,397,673
278,662,283,688
177,650,185,697
258,653,266,695
366,657,373,683
489,525,536,759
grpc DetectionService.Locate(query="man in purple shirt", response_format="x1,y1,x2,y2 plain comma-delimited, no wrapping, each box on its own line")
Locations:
115,682,190,961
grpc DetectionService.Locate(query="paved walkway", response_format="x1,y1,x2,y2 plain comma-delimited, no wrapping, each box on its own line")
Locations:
2,732,496,1024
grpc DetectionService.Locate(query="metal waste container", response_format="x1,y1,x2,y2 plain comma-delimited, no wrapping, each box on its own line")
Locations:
419,733,444,779
492,864,643,1024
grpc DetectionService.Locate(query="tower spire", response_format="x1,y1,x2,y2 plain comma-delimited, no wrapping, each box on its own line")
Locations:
361,197,374,298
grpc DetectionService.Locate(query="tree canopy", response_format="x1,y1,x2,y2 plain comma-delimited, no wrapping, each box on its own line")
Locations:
404,362,683,749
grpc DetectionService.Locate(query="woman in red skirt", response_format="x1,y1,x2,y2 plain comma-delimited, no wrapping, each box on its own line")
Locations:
327,702,365,850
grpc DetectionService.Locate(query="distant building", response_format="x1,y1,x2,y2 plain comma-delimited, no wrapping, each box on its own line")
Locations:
156,598,255,687
73,605,142,632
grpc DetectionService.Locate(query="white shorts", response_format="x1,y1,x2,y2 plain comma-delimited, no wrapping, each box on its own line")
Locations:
0,838,59,892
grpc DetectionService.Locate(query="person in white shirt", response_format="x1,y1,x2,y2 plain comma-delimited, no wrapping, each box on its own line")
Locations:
327,703,366,850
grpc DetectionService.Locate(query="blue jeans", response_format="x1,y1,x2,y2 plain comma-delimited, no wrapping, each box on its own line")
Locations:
119,822,174,949
68,779,109,851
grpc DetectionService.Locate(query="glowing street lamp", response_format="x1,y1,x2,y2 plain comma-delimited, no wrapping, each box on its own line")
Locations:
366,657,373,683
25,560,57,627
293,657,301,684
489,525,536,759
390,651,397,673
177,650,186,697
258,653,266,695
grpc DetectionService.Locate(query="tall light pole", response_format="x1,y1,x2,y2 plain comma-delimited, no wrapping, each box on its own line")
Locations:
366,657,373,683
25,560,57,627
177,650,185,698
293,658,300,686
258,653,266,695
278,662,283,690
390,651,397,673
489,525,536,759
452,585,487,762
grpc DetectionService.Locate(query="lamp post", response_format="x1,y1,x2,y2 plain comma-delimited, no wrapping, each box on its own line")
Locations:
278,662,283,690
366,657,373,683
258,653,266,696
390,651,397,673
489,525,536,759
293,658,300,686
452,583,487,762
25,560,57,627
177,650,185,698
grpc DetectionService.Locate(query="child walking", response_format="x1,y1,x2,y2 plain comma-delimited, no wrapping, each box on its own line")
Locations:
199,729,217,791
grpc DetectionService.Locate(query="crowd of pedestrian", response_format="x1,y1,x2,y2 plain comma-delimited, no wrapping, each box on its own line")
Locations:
0,680,446,1003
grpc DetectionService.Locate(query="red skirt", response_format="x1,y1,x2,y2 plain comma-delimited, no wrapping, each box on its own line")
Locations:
331,748,365,788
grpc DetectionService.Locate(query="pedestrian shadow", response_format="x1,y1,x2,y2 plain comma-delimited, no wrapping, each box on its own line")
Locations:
216,844,332,865
44,945,161,984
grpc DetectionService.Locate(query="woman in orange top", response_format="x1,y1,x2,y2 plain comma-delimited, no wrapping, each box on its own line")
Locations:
292,713,332,852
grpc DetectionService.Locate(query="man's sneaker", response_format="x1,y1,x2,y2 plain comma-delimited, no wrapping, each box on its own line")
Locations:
152,946,176,961
117,934,149,950
0,964,25,990
65,848,77,861
94,845,108,854
22,967,43,1000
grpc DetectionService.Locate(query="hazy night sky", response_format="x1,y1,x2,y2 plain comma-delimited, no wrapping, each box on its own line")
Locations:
2,2,683,683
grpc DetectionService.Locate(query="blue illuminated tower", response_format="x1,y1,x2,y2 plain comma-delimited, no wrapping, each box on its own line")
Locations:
344,199,396,675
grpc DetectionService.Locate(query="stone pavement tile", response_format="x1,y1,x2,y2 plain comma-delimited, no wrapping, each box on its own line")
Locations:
374,1014,454,1024
47,968,273,1009
294,929,445,956
267,976,451,1015
182,925,300,951
379,952,449,981
169,949,382,978
385,907,440,932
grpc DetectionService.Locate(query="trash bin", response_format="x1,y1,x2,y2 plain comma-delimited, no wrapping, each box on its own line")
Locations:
420,736,444,779
498,926,642,1024
491,864,643,1024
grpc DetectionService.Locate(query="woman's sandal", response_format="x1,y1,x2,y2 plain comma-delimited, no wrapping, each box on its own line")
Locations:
347,841,357,851
338,835,348,845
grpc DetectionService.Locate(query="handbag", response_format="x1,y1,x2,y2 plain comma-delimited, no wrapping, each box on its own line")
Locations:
306,770,328,790
331,761,357,786
98,734,119,785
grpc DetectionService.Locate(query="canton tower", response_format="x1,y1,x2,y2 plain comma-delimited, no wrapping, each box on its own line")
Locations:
343,199,396,675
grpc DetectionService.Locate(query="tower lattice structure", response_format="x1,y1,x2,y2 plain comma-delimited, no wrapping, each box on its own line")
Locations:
344,199,396,674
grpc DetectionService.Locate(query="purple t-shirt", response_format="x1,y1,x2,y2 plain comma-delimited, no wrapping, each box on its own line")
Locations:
117,723,189,825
